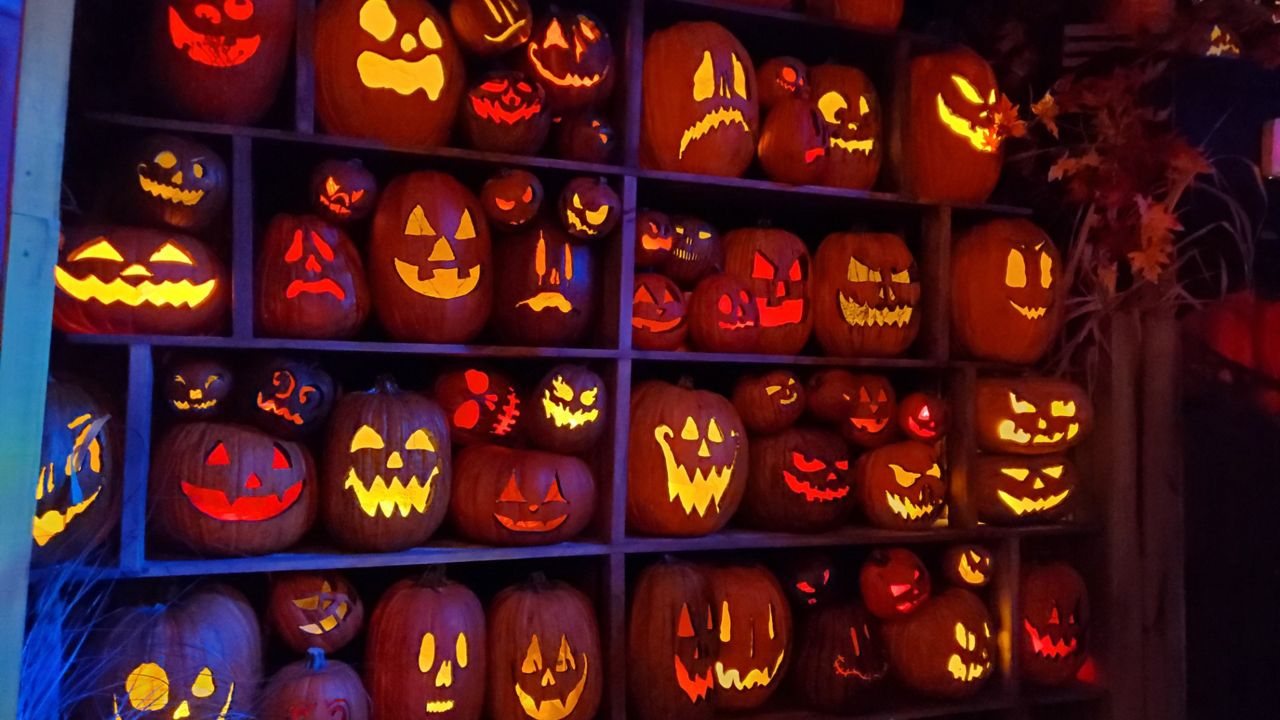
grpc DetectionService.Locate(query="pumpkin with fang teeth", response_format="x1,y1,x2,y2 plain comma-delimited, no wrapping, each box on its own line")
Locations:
790,601,887,712
482,169,543,231
665,215,723,288
975,377,1093,454
451,445,596,546
722,227,813,355
435,366,522,446
856,440,945,529
165,358,231,418
883,588,995,698
813,231,920,357
558,177,620,242
740,427,854,532
860,547,931,620
268,571,365,654
1020,562,1090,686
526,364,606,455
463,71,552,155
524,11,615,112
245,357,335,439
708,565,791,711
943,545,993,588
125,135,228,232
629,560,717,720
973,454,1077,524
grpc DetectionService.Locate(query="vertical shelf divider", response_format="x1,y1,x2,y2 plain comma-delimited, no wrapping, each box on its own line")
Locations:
622,0,646,168
922,205,951,363
606,551,628,720
294,0,317,134
118,344,153,573
996,535,1024,703
231,135,255,340
948,362,978,529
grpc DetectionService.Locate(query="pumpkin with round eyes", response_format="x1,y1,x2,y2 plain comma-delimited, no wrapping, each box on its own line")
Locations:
125,135,228,232
150,0,296,123
781,551,837,609
689,274,760,353
860,547,931,620
268,571,365,654
435,366,522,446
758,97,832,185
632,273,687,351
481,169,543,231
628,560,717,720
740,427,854,532
732,369,803,433
856,440,946,529
757,56,809,109
166,357,232,418
54,225,229,336
635,209,676,268
708,564,792,710
256,214,371,340
555,111,616,163
492,222,596,346
943,545,993,588
463,71,552,155
809,64,882,190
805,0,904,29
315,0,465,148
791,601,888,712
806,370,897,447
975,377,1094,455
558,177,620,241
898,391,948,441
524,11,615,112
813,231,920,357
451,445,596,545
1021,562,1090,686
245,357,335,439
883,588,995,698
526,364,607,454
310,158,379,224
723,227,812,355
973,454,1077,524
449,0,533,56
665,216,723,288
259,649,370,720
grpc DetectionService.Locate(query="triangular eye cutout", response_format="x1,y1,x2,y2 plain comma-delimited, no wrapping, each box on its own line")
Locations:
405,205,437,236
634,284,655,305
271,443,292,470
677,604,695,638
543,476,568,503
1048,607,1061,625
205,442,230,466
752,251,776,279
455,210,477,241
285,229,304,262
788,258,803,282
497,473,525,503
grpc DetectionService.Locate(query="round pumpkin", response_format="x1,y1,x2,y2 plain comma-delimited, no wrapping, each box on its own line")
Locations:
559,177,620,241
321,377,452,552
150,422,316,556
707,564,791,710
310,158,379,224
268,572,365,654
688,273,760,353
883,588,995,698
258,649,370,720
481,169,543,231
628,560,716,720
722,227,813,354
809,64,882,190
790,602,887,712
366,572,487,720
953,219,1064,363
255,213,371,340
487,576,603,720
859,547,931,620
731,368,804,433
315,0,465,148
462,71,552,155
641,22,759,177
758,97,831,185
523,11,615,112
555,111,616,163
1021,562,1090,686
628,380,748,536
434,366,523,446
942,545,993,588
739,427,854,532
635,209,675,268
805,0,903,28
165,357,232,419
855,440,945,529
757,56,808,109
370,171,492,343
491,222,595,346
124,135,228,231
632,273,688,351
53,225,228,336
449,0,533,56
243,356,335,439
974,377,1094,454
525,364,607,454
780,551,838,609
149,0,295,123
806,369,898,447
973,453,1078,524
898,391,948,441
665,216,723,288
451,445,596,545
812,231,920,357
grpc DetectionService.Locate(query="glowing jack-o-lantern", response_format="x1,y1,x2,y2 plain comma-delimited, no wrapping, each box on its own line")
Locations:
451,444,596,546
463,71,552,155
526,365,607,454
731,368,804,434
860,547,931,620
723,227,812,355
942,545,993,589
757,56,808,109
125,135,228,232
665,216,723,288
809,64,882,190
782,552,837,609
166,358,231,418
898,391,948,441
1021,562,1090,686
974,453,1077,523
555,111,616,163
256,214,371,340
632,273,688,351
689,273,760,353
813,231,920,357
245,357,335,439
757,97,831,186
884,588,995,698
629,561,717,720
450,0,533,55
492,223,595,346
975,377,1093,454
1202,24,1243,57
482,169,544,231
558,177,620,241
791,601,888,712
524,11,615,112
635,209,676,268
708,565,791,711
740,427,853,532
310,158,379,224
268,572,365,654
806,369,897,447
642,22,759,178
435,366,522,446
855,440,946,529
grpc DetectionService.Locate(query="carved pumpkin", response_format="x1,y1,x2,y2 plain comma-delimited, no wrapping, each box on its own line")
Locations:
1021,562,1090,686
973,454,1077,524
488,576,603,720
449,0,533,56
722,227,812,354
688,273,760,353
370,171,492,343
366,572,487,720
943,545,993,588
434,366,522,446
310,158,379,224
806,370,897,447
664,216,723,288
641,22,759,177
258,649,369,720
491,222,595,346
731,368,803,434
781,551,837,609
268,572,365,654
860,547,931,620
707,565,791,710
255,214,371,340
790,602,887,712
523,11,615,112
555,111,616,163
632,273,688,351
315,0,464,146
809,64,882,190
628,560,716,720
244,357,335,439
53,225,228,336
805,0,904,28
757,97,831,185
125,135,228,232
149,0,295,123
451,445,596,545
883,589,995,698
855,440,945,529
974,377,1094,454
150,422,316,556
953,219,1063,363
558,177,620,241
739,427,854,532
321,377,451,552
526,364,606,454
898,391,948,441
165,358,231,419
628,380,748,536
462,71,552,155
635,209,675,268
481,168,543,231
757,56,808,109
813,231,920,357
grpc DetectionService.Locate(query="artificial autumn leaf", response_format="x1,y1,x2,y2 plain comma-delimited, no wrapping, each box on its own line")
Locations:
1128,195,1181,282
1031,92,1060,138
992,94,1027,141
1048,151,1102,182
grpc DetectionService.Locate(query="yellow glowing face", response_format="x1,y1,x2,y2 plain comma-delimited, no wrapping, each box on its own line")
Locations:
936,74,999,153
394,205,482,300
714,600,786,691
1206,25,1242,57
419,631,470,714
996,392,1081,447
292,581,352,636
653,417,740,517
32,412,107,547
343,424,441,518
111,662,234,720
956,551,988,586
817,91,875,155
996,464,1070,516
356,0,448,98
947,622,992,683
541,375,600,430
764,377,799,406
55,237,218,309
680,49,751,159
563,194,611,237
514,634,590,720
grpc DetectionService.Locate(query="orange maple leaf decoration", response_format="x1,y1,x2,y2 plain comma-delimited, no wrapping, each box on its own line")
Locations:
1031,92,1060,138
981,94,1026,152
1128,195,1182,282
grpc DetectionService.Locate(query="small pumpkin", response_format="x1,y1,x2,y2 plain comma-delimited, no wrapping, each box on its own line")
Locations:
491,222,595,346
731,368,804,434
267,571,365,654
707,564,792,710
859,547,931,620
632,273,688,351
244,357,335,439
790,602,887,712
310,158,379,224
943,545,993,588
739,427,854,532
806,370,897,447
809,64,882,190
125,135,228,232
451,445,596,545
898,391,948,441
481,169,543,231
449,0,533,56
973,453,1078,524
974,377,1094,454
758,97,831,185
781,551,837,609
883,588,995,698
805,0,904,29
664,216,723,288
165,357,232,419
434,366,522,446
258,649,370,720
525,364,607,454
524,11,615,112
555,111,616,163
813,231,920,357
688,273,760,353
635,209,676,268
1021,562,1090,686
559,177,620,241
722,227,813,354
856,440,945,530
255,214,371,340
757,56,809,109
462,71,552,155
628,560,716,720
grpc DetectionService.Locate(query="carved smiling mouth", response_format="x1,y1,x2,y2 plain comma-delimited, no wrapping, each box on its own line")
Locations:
833,654,888,680
889,582,923,612
138,173,205,206
832,137,875,155
1024,620,1078,659
850,417,889,434
528,50,604,89
425,699,455,714
298,603,350,635
469,95,543,125
757,299,804,328
782,471,849,502
494,512,568,532
55,270,217,308
1010,300,1048,319
394,261,482,300
777,392,798,405
633,315,683,333
996,422,1080,446
948,655,990,682
256,395,303,425
514,655,589,720
172,398,218,411
717,319,755,330
32,487,102,547
885,490,941,521
838,293,914,328
715,650,785,690
936,94,998,153
675,655,715,703
343,467,439,518
654,426,737,516
168,6,260,68
181,480,303,521
908,417,936,438
542,394,600,428
565,209,602,236
998,489,1070,516
286,278,346,300
679,107,749,159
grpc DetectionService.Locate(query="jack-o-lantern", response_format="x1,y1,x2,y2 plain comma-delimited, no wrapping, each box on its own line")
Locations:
125,135,228,232
558,177,619,241
482,169,543,231
310,158,379,224
641,22,759,177
809,64,881,190
30,377,116,565
628,380,748,536
629,560,716,720
723,227,812,354
450,0,533,56
258,649,370,720
757,56,808,109
435,366,522,446
526,365,606,454
953,219,1063,363
367,572,486,720
165,358,231,419
731,369,803,434
150,0,295,123
321,377,451,552
524,11,615,112
813,231,920,357
707,565,791,711
635,209,675,268
244,357,335,439
805,0,904,28
315,0,465,148
856,440,945,529
632,273,687,351
942,545,993,588
1021,563,1090,686
790,602,887,712
268,572,365,654
665,216,723,288
740,427,853,532
974,454,1077,524
757,97,831,185
463,72,552,155
806,370,897,447
883,588,995,698
898,391,948,441
488,576,603,720
371,171,492,343
451,445,596,546
54,226,228,336
689,274,760,353
1198,23,1243,57
256,214,371,340
860,547,931,620
782,552,837,609
150,422,316,556
555,111,615,163
904,48,1004,203
492,223,595,346
975,377,1093,454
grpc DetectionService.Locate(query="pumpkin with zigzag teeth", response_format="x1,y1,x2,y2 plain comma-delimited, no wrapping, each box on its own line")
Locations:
525,365,606,455
708,564,791,711
125,135,227,231
812,231,920,357
855,440,946,530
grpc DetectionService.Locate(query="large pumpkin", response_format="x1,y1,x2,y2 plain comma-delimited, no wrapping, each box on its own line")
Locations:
631,273,688,351
790,602,887,712
722,227,813,354
523,11,615,112
321,377,452,552
54,225,228,336
434,366,522,446
688,273,760,353
641,22,759,177
124,135,228,232
953,219,1063,363
267,572,365,654
366,572,487,720
974,454,1078,524
255,214,371,340
462,71,552,155
149,0,295,123
883,588,995,698
738,427,854,532
731,368,804,434
707,565,791,711
525,364,607,454
975,377,1094,454
450,445,596,546
487,576,603,720
258,649,370,720
628,560,717,720
805,0,904,28
315,0,465,147
809,64,882,190
370,171,492,343
813,231,920,357
491,222,595,346
855,440,945,530
150,422,316,556
243,356,335,439
1021,562,1090,686
628,380,748,536
449,0,533,56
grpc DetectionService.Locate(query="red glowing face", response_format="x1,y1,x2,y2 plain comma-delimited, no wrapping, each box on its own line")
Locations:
494,469,570,533
168,0,261,68
182,438,303,521
632,274,686,340
842,374,896,447
635,209,676,267
784,553,836,608
860,548,931,620
784,446,851,503
283,227,346,301
435,367,521,446
674,601,716,702
749,246,808,329
898,392,948,441
468,73,545,125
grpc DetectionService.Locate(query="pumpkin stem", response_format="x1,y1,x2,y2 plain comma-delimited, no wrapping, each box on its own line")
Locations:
306,647,327,671
371,375,401,394
676,376,696,391
528,571,551,589
416,566,449,589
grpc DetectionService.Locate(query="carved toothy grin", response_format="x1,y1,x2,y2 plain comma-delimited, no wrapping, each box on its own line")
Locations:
513,654,589,720
541,394,600,428
172,398,218,411
528,49,604,89
885,490,941,521
565,209,602,236
168,6,260,68
714,650,785,690
493,390,521,436
469,95,543,125
425,699,455,714
654,426,737,517
298,603,350,635
1010,300,1048,319
395,261,482,300
782,471,849,502
850,417,889,434
1024,620,1078,659
838,293,914,327
948,655,990,682
343,468,439,518
717,319,755,330
256,395,303,425
679,107,749,159
995,422,1080,446
832,137,874,155
181,480,303,521
138,173,205,206
997,489,1070,516
494,512,568,532
672,246,701,261
833,654,888,680
55,269,217,308
675,655,714,702
32,487,101,547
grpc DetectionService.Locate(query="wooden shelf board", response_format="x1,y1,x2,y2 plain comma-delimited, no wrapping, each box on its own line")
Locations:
740,693,1011,720
631,350,944,368
621,523,1095,554
649,0,906,41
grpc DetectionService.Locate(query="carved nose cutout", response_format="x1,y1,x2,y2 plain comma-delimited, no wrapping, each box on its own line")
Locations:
172,701,191,719
541,668,556,687
429,238,456,262
386,451,404,469
698,440,711,458
121,264,153,278
244,473,262,489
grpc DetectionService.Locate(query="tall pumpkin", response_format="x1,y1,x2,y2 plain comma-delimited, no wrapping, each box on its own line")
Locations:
722,227,813,354
450,445,596,546
641,22,759,177
707,565,792,710
315,0,465,147
256,214,371,339
738,427,854,532
321,377,452,552
258,649,370,720
883,589,995,698
268,572,366,654
1020,563,1090,686
808,64,883,190
491,222,595,346
628,560,717,720
812,232,920,357
790,602,887,712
